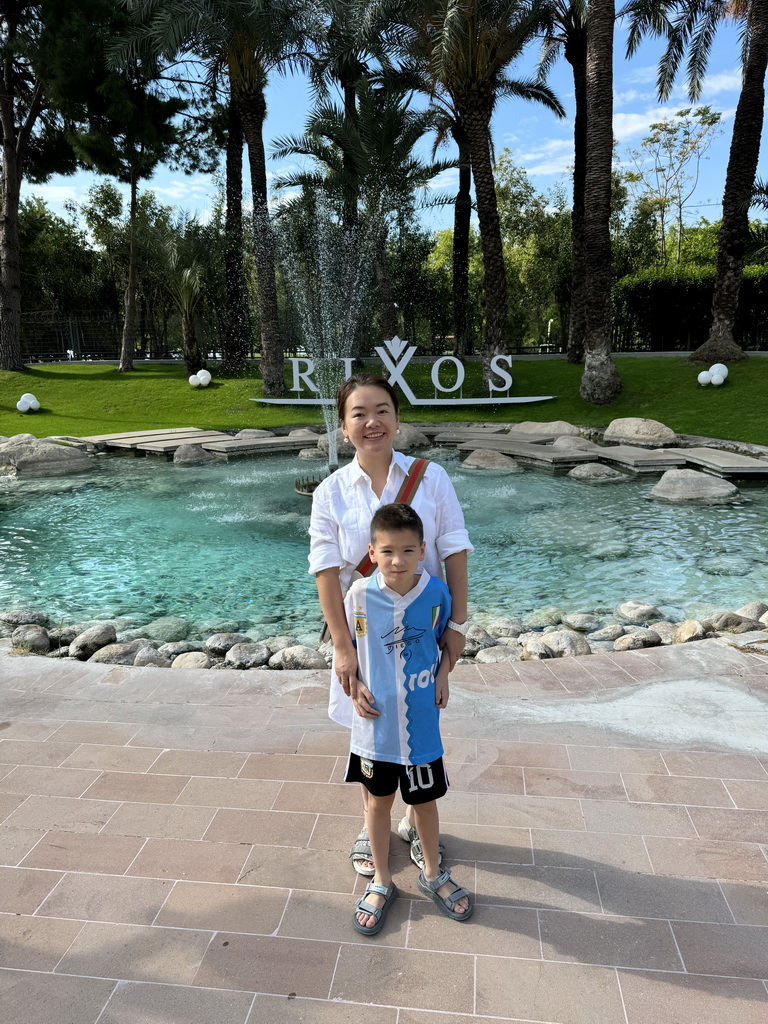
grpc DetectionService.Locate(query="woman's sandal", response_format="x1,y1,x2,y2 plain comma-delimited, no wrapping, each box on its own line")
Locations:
417,869,474,922
397,817,445,871
349,826,375,877
352,880,398,936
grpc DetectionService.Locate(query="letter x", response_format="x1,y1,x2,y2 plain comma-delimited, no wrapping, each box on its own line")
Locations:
375,337,418,404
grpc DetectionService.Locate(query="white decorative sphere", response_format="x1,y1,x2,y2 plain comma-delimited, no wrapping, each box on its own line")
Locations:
29,398,40,411
711,373,724,386
189,375,201,387
197,369,211,385
16,399,30,412
20,392,36,402
709,363,728,379
697,371,711,386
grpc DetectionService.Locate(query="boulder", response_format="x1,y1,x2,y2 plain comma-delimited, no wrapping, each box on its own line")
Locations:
561,613,602,632
6,433,36,443
737,602,768,621
615,601,661,625
487,617,524,638
157,641,205,659
206,632,253,655
172,651,212,669
697,556,752,577
649,469,738,505
288,428,320,440
225,642,270,669
48,623,88,647
317,429,357,457
47,647,70,659
298,447,326,460
567,463,625,484
524,606,563,628
0,439,92,477
69,623,118,660
133,648,172,668
513,420,580,436
394,423,431,450
173,444,218,465
603,417,679,447
461,625,495,658
710,611,765,634
475,645,522,663
552,435,599,451
613,630,661,651
235,428,275,439
11,624,50,654
269,645,327,670
587,623,625,642
674,620,708,643
261,635,300,656
0,608,49,627
761,611,768,626
542,630,592,657
521,638,555,660
142,616,190,643
651,621,678,645
194,619,241,636
462,449,522,473
89,639,154,665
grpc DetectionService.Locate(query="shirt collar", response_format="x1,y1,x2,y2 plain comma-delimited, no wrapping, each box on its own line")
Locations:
349,450,408,487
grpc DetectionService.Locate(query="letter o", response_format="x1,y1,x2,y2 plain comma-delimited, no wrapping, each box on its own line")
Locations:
430,356,465,393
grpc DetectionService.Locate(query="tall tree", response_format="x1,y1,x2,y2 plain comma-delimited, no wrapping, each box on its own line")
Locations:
625,0,768,363
579,0,622,403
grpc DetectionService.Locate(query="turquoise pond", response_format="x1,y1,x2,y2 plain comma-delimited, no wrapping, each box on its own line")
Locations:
1,452,767,638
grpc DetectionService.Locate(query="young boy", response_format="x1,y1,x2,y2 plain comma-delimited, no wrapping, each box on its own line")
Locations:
344,502,473,936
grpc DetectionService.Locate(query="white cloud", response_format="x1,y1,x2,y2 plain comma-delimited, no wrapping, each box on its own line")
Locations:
151,175,215,201
615,88,652,105
613,107,677,143
21,183,82,204
624,65,658,85
700,68,742,97
427,168,459,190
518,138,573,176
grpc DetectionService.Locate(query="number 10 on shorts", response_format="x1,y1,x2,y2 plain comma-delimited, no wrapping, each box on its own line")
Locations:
406,763,435,793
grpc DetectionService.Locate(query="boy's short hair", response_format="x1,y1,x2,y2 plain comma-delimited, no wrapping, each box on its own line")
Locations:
370,503,424,544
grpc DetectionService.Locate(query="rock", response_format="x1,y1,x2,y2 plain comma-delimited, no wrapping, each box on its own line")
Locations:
298,447,326,460
521,638,555,660
524,606,563,628
613,630,661,651
394,423,430,450
649,469,739,505
46,646,70,659
48,623,88,647
0,608,49,627
697,556,752,577
461,625,495,657
206,632,253,655
11,624,50,654
133,648,172,668
6,433,36,443
487,617,524,638
562,613,602,632
194,619,241,636
475,645,523,663
269,645,327,670
69,623,118,660
288,428,320,440
590,640,620,654
513,420,580,436
142,616,190,643
462,449,522,473
761,611,768,626
552,436,599,451
587,624,625,642
173,443,218,465
89,639,154,665
542,630,592,657
710,612,765,634
651,621,678,645
737,602,768,620
603,417,679,447
318,429,356,457
567,463,625,483
615,601,661,625
157,641,205,659
235,429,275,439
225,642,270,669
261,635,300,656
674,620,708,643
210,661,236,670
172,651,213,669
0,439,92,477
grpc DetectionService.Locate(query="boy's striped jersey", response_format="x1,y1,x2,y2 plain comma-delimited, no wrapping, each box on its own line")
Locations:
344,571,451,766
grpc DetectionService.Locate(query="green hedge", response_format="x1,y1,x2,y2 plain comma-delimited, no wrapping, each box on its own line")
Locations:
613,264,768,350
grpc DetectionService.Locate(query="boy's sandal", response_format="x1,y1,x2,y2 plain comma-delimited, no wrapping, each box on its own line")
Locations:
352,880,398,936
417,869,474,922
349,826,375,877
397,817,445,871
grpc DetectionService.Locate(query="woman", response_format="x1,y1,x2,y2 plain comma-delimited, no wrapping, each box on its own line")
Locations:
308,373,472,874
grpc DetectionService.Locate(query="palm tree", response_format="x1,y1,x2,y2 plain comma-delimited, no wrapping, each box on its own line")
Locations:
121,0,312,395
579,0,622,403
161,218,208,374
395,0,565,371
625,0,768,364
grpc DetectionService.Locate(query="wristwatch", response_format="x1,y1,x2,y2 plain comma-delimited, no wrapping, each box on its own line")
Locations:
446,619,469,636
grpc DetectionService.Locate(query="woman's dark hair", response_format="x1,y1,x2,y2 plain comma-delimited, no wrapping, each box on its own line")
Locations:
336,374,399,424
370,502,424,544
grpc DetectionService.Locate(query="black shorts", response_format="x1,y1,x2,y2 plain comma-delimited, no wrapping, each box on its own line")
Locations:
345,753,449,805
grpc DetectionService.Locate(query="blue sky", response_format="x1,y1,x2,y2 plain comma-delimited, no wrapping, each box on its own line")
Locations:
23,23,763,234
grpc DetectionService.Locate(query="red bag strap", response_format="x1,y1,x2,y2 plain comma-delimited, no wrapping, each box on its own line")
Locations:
354,459,430,578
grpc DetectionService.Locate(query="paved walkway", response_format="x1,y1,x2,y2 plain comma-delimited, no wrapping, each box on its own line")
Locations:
1,639,767,1024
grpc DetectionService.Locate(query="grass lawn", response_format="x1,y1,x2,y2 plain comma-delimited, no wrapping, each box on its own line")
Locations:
1,356,766,445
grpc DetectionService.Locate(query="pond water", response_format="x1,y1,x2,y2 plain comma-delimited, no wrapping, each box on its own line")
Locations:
1,452,767,638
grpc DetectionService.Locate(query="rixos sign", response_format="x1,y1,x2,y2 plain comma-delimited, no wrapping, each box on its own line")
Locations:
255,336,555,406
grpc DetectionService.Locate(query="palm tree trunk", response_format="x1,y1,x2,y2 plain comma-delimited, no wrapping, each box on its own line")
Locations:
374,224,398,341
233,81,284,397
690,5,768,364
580,0,622,404
342,82,359,233
181,310,204,374
458,95,508,376
118,167,138,373
221,99,250,376
451,121,472,358
566,28,588,364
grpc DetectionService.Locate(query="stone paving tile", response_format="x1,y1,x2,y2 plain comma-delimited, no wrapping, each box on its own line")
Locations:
49,721,141,745
594,866,733,923
297,729,351,755
0,720,64,740
101,800,217,841
581,798,696,837
483,739,570,769
127,837,251,883
0,865,63,914
98,981,255,1024
21,831,145,873
621,771,734,806
247,995,397,1024
176,776,282,809
0,739,79,766
439,822,533,864
662,750,768,780
56,920,213,984
539,910,684,970
531,828,655,873
524,767,627,801
238,752,337,783
194,933,340,997
5,794,119,833
156,879,290,934
0,913,84,970
0,969,116,1024
724,778,768,808
688,806,768,843
0,825,45,865
573,653,637,688
0,791,25,821
408,901,541,957
82,770,190,804
203,806,316,846
446,762,525,795
478,792,586,831
278,888,410,947
330,945,474,1013
61,743,163,772
0,765,101,797
148,749,249,777
37,872,174,925
671,920,768,978
238,844,357,894
475,957,626,1022
474,863,601,914
719,880,768,925
567,744,668,773
618,968,768,1024
644,836,768,880
272,780,374,815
